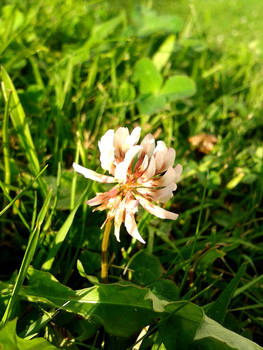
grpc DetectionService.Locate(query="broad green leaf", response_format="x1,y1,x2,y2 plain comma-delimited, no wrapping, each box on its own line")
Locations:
138,94,166,115
118,81,136,102
3,268,263,348
25,268,161,337
1,66,47,195
206,264,247,323
0,319,58,349
159,303,203,350
148,279,179,301
153,35,176,71
129,251,163,285
193,315,262,350
160,75,196,101
133,58,162,94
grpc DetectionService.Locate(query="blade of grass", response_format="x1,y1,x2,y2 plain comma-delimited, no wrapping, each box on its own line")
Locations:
63,202,88,284
42,183,90,271
206,263,247,323
0,189,52,328
0,184,31,232
1,66,47,196
233,273,263,298
0,165,48,218
70,137,81,210
179,177,208,295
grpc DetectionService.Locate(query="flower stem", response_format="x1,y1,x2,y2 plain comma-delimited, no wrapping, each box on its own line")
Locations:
101,220,112,282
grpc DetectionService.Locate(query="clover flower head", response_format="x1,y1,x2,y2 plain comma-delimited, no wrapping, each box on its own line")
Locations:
73,127,182,244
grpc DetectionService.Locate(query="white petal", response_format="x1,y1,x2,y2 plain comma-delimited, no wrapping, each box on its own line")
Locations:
125,212,145,244
126,199,139,214
151,183,177,203
127,127,141,147
140,133,155,157
136,183,176,203
157,164,182,187
73,163,115,183
114,145,142,183
135,194,178,220
154,141,167,173
114,199,126,242
174,164,183,180
164,148,176,169
114,127,129,158
98,130,115,172
157,167,176,187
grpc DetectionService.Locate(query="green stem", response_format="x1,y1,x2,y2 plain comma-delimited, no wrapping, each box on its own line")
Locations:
101,220,112,283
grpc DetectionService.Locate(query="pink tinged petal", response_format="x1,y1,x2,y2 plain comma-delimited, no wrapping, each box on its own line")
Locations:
125,212,145,244
140,133,155,157
87,186,120,207
86,193,105,206
73,163,116,183
127,127,141,147
114,145,142,183
98,129,115,172
135,154,149,175
135,194,178,220
114,200,126,242
143,155,156,179
139,154,149,172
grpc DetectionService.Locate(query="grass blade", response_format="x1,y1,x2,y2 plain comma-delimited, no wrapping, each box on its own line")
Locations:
0,165,48,218
1,65,47,195
42,184,90,271
233,273,263,298
0,189,52,328
206,263,247,323
2,89,12,195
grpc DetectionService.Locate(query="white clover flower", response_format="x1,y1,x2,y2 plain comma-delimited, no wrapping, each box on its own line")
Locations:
73,127,182,244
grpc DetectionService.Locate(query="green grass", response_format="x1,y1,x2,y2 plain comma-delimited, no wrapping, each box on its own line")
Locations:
0,0,263,348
